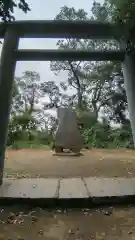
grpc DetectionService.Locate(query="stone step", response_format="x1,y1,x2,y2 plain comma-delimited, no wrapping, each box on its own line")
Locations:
0,177,135,207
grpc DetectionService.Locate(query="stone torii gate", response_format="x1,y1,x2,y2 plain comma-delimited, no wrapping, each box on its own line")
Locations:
0,20,133,184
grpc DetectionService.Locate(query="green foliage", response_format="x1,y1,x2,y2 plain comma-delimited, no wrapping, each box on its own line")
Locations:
0,0,30,21
109,0,128,8
11,141,49,150
108,0,135,51
80,122,133,149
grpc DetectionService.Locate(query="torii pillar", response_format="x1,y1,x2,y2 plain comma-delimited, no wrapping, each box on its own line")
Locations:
0,28,19,184
122,54,135,147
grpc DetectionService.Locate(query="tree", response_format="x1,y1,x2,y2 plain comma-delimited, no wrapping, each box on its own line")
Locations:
0,0,30,21
109,0,135,25
40,79,76,109
89,1,129,125
50,6,89,110
108,0,135,52
101,62,129,124
8,71,43,143
16,71,42,115
50,5,119,121
41,81,61,109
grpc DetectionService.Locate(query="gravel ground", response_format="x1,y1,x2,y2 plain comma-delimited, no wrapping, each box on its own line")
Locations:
4,148,135,178
0,205,135,239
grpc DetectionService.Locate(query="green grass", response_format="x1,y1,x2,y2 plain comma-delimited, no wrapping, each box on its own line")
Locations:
10,140,50,149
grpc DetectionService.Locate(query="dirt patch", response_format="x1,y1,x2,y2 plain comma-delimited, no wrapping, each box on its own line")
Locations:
0,205,135,239
4,148,135,178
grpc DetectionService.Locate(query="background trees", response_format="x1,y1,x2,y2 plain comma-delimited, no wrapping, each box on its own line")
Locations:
3,0,135,149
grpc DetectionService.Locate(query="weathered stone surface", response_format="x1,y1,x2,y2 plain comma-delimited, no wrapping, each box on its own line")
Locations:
0,178,59,198
59,178,88,198
0,177,135,201
84,177,135,197
55,108,83,150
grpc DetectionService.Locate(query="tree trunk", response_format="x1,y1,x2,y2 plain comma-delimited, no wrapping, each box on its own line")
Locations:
92,100,99,121
69,62,83,109
77,88,83,109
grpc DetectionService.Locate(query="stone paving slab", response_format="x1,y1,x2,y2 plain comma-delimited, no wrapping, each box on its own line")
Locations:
84,177,135,197
0,178,59,198
0,177,135,203
59,178,89,198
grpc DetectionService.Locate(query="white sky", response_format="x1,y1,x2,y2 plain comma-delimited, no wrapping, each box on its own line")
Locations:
1,0,104,82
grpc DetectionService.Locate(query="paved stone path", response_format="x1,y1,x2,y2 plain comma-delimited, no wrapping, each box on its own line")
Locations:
0,177,135,200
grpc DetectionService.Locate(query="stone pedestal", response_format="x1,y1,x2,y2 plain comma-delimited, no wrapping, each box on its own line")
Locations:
55,108,83,154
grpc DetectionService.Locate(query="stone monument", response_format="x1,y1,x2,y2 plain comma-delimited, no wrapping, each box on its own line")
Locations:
54,108,83,155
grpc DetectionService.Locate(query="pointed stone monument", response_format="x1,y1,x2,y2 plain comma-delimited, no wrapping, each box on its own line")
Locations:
54,108,83,156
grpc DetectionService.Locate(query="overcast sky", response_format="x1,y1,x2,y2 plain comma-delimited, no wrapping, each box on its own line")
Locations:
2,0,103,82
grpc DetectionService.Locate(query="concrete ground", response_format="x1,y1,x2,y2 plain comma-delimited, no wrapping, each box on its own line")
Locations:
0,205,135,239
4,148,135,178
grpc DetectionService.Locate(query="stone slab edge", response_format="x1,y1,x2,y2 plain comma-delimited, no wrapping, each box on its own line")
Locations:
0,194,135,208
0,177,135,207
